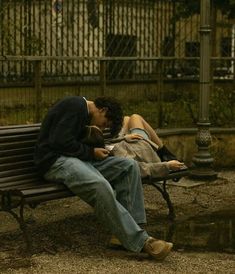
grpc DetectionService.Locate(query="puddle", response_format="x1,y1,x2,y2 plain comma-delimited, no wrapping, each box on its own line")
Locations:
148,210,235,253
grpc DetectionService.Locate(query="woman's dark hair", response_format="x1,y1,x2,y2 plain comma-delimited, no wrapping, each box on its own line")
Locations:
94,96,123,136
82,126,105,148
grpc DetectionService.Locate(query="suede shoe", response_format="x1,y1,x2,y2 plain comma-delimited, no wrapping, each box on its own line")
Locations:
143,237,173,261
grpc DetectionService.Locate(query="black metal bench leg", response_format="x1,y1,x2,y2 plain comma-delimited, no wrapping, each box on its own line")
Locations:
151,180,175,220
6,203,32,252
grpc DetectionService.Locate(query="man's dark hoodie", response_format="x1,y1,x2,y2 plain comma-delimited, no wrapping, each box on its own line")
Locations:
34,96,95,176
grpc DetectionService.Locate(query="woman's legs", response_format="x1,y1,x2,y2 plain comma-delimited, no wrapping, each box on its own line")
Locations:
127,114,163,147
127,114,177,161
120,116,131,135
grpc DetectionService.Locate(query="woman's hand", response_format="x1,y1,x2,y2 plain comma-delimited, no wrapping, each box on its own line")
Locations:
124,133,143,142
94,148,110,160
167,160,185,171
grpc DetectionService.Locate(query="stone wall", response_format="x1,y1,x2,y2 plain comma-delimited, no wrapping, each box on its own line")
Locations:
158,128,235,168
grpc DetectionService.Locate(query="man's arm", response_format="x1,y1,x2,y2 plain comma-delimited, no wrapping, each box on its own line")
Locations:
48,114,95,161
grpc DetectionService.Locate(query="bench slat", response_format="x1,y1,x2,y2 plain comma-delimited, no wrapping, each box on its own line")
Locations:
20,184,69,196
0,179,43,190
0,140,36,150
142,169,189,183
0,160,35,172
0,167,37,178
0,173,38,183
0,147,34,157
24,190,74,205
2,182,66,193
0,154,34,164
0,125,40,136
0,133,38,143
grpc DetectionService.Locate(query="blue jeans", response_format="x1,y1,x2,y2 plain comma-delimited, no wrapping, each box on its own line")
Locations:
44,155,149,252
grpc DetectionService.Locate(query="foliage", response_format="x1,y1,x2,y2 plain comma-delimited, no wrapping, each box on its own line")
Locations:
174,1,200,20
209,87,235,126
1,91,234,128
174,0,235,19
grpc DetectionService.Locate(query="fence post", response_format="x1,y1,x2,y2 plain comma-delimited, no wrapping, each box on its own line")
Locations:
34,60,42,123
100,60,106,96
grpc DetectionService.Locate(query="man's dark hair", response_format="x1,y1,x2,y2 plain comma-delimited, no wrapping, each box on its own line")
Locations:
94,96,123,136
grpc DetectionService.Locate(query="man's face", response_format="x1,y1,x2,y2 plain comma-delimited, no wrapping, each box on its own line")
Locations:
90,108,112,131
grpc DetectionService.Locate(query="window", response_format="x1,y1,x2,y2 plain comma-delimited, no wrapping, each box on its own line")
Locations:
215,37,232,77
162,36,175,57
106,34,137,80
183,41,200,77
185,41,200,57
221,37,231,57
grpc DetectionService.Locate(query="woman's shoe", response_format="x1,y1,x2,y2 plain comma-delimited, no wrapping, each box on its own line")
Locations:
157,145,177,162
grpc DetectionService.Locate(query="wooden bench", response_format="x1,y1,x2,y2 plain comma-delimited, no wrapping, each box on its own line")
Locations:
0,124,189,250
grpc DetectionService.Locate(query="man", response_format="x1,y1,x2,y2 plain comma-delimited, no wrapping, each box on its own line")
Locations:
34,96,173,260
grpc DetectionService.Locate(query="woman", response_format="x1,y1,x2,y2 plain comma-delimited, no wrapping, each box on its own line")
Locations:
84,114,187,178
106,114,186,178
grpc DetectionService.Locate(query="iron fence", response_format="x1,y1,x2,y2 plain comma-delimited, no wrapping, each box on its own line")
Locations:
1,0,234,81
0,1,235,127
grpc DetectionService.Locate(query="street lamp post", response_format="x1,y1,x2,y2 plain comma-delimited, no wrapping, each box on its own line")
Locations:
190,0,217,180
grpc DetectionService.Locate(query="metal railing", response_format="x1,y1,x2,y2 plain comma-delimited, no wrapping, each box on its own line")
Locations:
0,55,234,128
1,0,234,80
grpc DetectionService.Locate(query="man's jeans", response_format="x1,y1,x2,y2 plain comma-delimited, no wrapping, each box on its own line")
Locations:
44,155,149,252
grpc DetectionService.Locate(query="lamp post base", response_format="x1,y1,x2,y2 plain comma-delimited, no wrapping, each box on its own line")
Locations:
189,168,217,180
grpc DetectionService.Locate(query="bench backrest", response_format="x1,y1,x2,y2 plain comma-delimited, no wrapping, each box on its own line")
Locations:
0,125,112,192
0,124,41,191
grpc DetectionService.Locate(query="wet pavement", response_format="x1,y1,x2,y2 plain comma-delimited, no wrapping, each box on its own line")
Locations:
148,209,235,253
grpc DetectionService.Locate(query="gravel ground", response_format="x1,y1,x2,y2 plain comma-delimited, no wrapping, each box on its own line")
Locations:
0,170,235,274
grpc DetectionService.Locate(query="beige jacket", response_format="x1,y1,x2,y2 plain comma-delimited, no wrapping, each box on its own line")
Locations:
111,138,170,178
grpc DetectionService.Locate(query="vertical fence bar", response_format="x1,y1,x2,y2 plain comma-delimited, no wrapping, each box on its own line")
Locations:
34,60,42,123
44,0,47,56
82,0,85,77
157,58,163,128
28,0,32,56
232,24,235,79
13,0,17,56
0,1,3,61
100,60,106,96
50,0,53,72
72,0,75,73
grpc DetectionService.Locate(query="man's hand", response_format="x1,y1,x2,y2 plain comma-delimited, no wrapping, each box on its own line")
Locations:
94,148,110,160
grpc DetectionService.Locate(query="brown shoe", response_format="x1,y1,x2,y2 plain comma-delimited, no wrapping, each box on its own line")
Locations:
109,235,122,247
143,237,173,261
